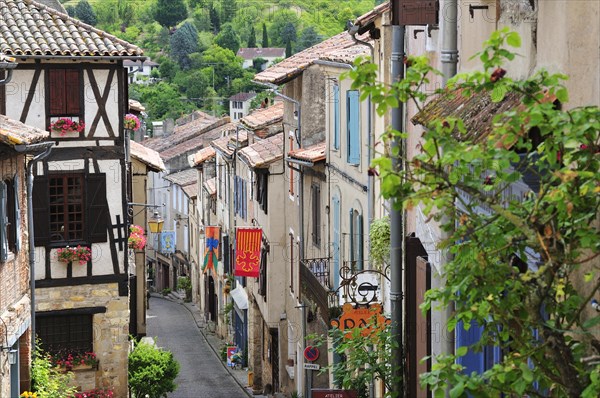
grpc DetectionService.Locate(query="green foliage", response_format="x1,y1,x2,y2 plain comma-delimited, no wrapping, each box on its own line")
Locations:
297,26,321,51
247,25,257,48
209,6,220,34
160,287,172,296
74,0,97,26
170,22,199,69
128,339,180,398
219,0,237,24
31,342,78,398
158,58,179,82
154,0,187,28
65,5,75,17
177,276,192,301
369,217,390,270
214,23,241,54
268,10,299,47
285,40,292,58
262,22,268,48
348,27,600,396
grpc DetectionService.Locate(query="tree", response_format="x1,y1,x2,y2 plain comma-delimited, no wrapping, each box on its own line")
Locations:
132,82,193,120
158,58,179,82
268,10,299,47
220,0,237,24
200,44,244,93
209,6,220,35
214,23,241,54
298,26,321,51
247,25,256,48
170,22,199,69
65,5,76,17
154,0,187,29
348,28,600,397
285,39,292,58
74,0,97,26
262,22,268,48
129,339,180,398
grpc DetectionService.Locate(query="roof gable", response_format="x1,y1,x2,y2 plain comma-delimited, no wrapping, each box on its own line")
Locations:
0,114,48,146
0,0,142,58
237,47,286,60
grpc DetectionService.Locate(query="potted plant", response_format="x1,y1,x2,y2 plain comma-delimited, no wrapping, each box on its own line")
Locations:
49,118,85,136
128,225,146,250
51,350,99,371
56,246,91,265
124,113,140,131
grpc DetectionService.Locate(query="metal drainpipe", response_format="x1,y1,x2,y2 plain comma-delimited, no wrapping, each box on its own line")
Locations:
15,142,54,355
390,2,406,394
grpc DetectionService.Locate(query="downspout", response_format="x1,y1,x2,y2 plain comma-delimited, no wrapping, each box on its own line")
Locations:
390,0,406,395
15,142,54,355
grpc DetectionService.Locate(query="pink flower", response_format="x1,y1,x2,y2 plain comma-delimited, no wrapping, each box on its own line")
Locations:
124,114,141,131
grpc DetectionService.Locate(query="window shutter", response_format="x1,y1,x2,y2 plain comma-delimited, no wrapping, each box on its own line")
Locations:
65,69,81,115
397,0,439,26
349,208,354,267
222,235,229,273
357,213,363,271
332,196,340,289
86,173,109,243
48,69,66,116
0,181,7,262
32,176,50,246
333,83,340,150
14,175,21,252
347,90,360,164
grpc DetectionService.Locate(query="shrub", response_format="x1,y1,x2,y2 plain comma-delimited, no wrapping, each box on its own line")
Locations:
31,342,77,398
128,339,180,398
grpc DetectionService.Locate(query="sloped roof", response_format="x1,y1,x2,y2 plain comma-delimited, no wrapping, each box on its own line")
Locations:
0,0,143,58
229,92,257,102
354,0,391,27
411,88,525,144
193,147,216,166
35,0,65,13
211,130,249,158
288,141,326,163
128,99,145,113
237,47,285,59
141,113,222,153
124,59,159,67
203,177,217,196
160,122,236,161
318,43,371,64
241,102,284,130
164,168,197,187
238,133,284,169
0,114,48,146
130,140,165,172
182,183,197,199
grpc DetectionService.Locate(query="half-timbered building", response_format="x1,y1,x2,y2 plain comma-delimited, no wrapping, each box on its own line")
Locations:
0,1,143,394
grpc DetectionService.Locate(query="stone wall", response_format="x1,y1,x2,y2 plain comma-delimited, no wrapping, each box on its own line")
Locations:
36,283,129,397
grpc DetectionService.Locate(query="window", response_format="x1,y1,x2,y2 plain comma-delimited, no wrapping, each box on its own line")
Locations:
0,176,21,261
349,208,364,271
234,176,247,220
347,90,360,165
288,132,295,198
255,170,269,214
48,69,81,117
37,314,93,356
33,173,109,245
333,82,340,150
289,232,294,293
258,241,268,299
311,184,321,247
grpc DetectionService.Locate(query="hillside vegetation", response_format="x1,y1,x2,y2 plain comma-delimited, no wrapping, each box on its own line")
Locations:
59,0,382,127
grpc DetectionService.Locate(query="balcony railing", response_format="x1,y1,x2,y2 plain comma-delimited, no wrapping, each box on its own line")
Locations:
301,258,331,289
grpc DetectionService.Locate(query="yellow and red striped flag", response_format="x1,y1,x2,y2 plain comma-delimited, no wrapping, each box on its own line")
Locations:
234,227,262,278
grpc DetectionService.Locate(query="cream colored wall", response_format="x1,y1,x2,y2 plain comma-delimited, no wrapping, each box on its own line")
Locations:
131,158,148,336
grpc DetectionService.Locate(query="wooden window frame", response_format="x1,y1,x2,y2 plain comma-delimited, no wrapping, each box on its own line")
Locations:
311,183,321,247
49,174,85,243
36,313,94,356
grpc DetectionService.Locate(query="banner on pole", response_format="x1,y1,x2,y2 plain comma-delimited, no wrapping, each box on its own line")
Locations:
234,227,262,278
202,226,220,275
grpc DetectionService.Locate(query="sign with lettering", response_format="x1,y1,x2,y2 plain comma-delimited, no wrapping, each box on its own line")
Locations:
304,363,320,370
312,389,358,398
330,303,390,338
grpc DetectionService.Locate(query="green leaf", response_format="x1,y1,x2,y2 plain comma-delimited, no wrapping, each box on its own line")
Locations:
583,316,600,329
434,388,445,398
491,84,506,102
506,32,521,48
456,346,468,357
520,362,533,383
555,87,569,103
449,381,465,398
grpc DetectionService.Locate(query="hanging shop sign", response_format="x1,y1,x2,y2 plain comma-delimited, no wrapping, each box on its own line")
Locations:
330,303,390,338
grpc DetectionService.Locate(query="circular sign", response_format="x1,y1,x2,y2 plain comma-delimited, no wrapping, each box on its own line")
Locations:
304,346,319,362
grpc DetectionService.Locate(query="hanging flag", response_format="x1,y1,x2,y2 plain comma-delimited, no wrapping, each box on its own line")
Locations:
160,231,175,254
202,226,220,276
235,228,262,278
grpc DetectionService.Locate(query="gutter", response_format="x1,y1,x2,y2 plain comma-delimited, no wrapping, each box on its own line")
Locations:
0,56,18,84
14,141,55,355
13,55,147,62
313,60,353,69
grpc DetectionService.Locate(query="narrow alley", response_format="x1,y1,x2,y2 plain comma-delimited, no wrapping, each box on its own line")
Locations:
146,296,249,398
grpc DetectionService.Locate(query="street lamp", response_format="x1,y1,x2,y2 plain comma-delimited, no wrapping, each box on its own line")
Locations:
148,211,164,234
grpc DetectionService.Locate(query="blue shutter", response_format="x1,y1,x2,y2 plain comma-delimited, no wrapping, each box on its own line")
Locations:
14,175,21,252
332,196,340,289
0,181,7,262
242,180,247,220
456,320,501,377
357,213,363,271
347,90,360,164
333,84,340,150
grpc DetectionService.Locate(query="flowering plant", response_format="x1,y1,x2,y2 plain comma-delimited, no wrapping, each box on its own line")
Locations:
49,118,85,136
51,351,99,370
124,113,141,131
56,246,92,265
20,392,37,398
74,389,114,398
128,225,146,250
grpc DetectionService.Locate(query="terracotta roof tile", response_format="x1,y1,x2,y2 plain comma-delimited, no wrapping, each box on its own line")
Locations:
238,133,283,168
0,0,142,58
164,168,197,186
160,122,236,161
211,130,249,158
130,140,165,172
237,47,285,59
411,88,525,144
182,183,197,199
0,114,48,146
355,1,391,26
141,114,223,153
203,177,216,196
241,102,284,131
193,147,216,166
229,92,257,102
288,141,326,163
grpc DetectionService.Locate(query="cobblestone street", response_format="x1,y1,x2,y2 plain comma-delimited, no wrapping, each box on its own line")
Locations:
146,296,250,398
